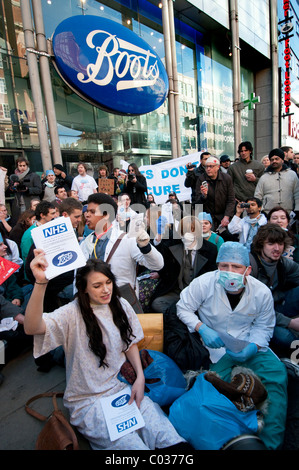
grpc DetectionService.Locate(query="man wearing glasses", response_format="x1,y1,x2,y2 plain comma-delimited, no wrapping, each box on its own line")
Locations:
194,156,235,230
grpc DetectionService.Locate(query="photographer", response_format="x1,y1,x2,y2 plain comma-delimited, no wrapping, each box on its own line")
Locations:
124,163,148,213
184,151,210,205
9,157,42,226
227,197,267,250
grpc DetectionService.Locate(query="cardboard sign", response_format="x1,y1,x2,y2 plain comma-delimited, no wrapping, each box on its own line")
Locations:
98,178,115,195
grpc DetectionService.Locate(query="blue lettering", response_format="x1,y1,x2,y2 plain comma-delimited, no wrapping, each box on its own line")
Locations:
161,170,169,179
153,186,162,196
43,223,67,238
163,186,171,195
117,417,137,433
173,184,180,193
145,169,154,179
170,168,179,177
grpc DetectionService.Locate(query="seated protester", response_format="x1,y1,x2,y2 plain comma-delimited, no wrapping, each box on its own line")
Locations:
267,206,299,261
116,193,137,232
20,201,57,271
198,212,224,252
77,205,93,241
8,209,35,251
54,185,68,204
137,207,177,312
176,241,288,450
0,203,12,237
0,224,23,268
250,223,299,356
24,254,191,451
25,198,82,311
227,197,267,251
150,215,217,314
0,240,32,386
80,193,164,297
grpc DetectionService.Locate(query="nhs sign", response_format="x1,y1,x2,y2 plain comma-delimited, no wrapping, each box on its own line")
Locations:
52,16,169,115
43,223,67,238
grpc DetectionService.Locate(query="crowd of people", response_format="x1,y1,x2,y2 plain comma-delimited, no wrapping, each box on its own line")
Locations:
1,143,299,450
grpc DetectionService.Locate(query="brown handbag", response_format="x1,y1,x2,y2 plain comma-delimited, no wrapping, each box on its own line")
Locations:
25,392,79,450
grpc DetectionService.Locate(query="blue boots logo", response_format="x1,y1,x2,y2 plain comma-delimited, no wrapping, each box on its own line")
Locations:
52,251,77,267
52,15,169,115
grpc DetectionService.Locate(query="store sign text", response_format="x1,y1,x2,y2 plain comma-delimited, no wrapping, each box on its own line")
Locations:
281,0,293,115
52,16,169,115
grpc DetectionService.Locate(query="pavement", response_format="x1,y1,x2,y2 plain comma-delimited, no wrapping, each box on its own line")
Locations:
0,348,90,450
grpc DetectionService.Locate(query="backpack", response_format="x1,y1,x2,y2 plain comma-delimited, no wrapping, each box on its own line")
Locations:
163,302,211,373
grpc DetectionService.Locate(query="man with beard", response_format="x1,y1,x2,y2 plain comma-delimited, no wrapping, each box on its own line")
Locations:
254,148,299,214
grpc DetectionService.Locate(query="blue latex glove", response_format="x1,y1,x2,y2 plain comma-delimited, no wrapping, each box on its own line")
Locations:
198,324,225,349
226,343,258,363
156,215,168,235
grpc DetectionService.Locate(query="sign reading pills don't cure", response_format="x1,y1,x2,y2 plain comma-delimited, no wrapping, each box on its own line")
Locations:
52,15,169,115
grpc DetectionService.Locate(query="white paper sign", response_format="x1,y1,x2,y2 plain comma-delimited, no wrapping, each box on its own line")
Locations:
100,386,145,442
127,214,144,238
31,216,86,280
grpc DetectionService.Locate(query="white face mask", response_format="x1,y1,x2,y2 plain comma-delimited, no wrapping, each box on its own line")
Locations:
181,232,196,249
217,268,248,292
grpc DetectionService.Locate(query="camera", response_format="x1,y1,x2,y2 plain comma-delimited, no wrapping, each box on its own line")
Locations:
9,174,27,191
187,163,196,169
240,203,250,208
128,173,136,181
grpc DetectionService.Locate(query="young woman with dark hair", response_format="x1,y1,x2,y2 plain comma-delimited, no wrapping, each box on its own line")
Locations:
24,252,188,450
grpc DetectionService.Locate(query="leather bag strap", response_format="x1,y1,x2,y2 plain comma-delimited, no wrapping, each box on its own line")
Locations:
105,232,126,264
25,392,64,421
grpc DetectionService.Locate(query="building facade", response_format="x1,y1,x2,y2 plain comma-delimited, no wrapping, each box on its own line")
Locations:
278,0,299,153
0,0,281,177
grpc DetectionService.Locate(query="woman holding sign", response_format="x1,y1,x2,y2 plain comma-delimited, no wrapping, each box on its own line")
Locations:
24,254,188,451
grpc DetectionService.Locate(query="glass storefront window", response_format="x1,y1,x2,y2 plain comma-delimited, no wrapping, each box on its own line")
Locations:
0,0,256,173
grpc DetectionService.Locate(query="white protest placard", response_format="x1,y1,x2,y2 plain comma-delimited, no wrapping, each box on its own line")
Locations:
100,386,145,441
127,213,144,238
31,216,86,280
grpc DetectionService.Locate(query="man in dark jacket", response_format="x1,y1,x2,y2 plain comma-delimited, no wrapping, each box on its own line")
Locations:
194,156,235,230
184,151,210,205
250,223,299,356
150,215,217,313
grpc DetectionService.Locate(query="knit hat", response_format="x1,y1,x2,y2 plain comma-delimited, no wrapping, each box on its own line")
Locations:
268,148,285,161
220,155,231,163
206,156,220,166
205,370,268,412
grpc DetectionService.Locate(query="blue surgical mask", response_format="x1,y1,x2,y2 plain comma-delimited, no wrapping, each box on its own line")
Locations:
217,269,248,292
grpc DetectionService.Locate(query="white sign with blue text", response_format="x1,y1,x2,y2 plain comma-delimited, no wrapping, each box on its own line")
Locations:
100,386,145,441
122,152,201,205
31,216,86,280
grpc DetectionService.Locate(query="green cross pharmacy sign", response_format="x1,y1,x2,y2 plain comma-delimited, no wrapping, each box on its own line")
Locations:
243,92,260,110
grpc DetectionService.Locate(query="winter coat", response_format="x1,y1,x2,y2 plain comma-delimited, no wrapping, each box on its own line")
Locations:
194,170,235,226
227,158,264,201
254,164,299,213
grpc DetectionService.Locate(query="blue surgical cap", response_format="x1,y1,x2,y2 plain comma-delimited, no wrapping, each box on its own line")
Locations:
216,241,250,266
46,170,54,176
198,212,213,224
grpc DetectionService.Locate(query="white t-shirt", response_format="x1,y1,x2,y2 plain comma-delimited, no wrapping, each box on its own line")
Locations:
71,174,98,201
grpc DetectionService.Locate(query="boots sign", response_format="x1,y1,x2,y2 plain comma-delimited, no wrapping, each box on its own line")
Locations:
52,16,169,115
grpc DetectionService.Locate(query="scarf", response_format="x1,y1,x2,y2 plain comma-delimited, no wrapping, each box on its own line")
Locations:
15,167,30,181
